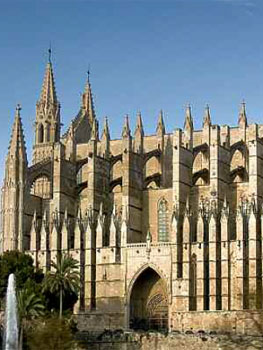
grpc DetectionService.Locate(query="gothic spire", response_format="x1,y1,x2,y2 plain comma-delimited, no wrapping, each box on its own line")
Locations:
134,111,144,154
34,52,61,161
203,104,211,128
39,58,58,108
238,100,247,128
8,104,27,162
135,111,144,136
82,73,96,125
184,104,193,131
156,110,165,135
91,118,98,141
101,117,110,158
122,115,131,138
101,116,110,140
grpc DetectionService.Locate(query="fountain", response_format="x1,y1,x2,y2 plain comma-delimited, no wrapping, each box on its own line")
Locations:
3,274,19,350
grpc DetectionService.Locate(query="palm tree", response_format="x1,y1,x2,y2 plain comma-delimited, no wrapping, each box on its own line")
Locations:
43,254,80,319
17,288,45,350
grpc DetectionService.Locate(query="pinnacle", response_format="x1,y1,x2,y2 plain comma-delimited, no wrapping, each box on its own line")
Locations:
99,202,103,217
122,115,131,138
146,230,152,242
238,100,247,127
203,104,211,127
156,110,165,134
82,76,96,124
43,210,47,223
77,207,82,220
135,111,144,136
8,105,27,161
91,118,98,141
241,100,246,114
32,210,37,224
64,208,68,222
102,117,110,139
39,61,58,107
184,104,193,130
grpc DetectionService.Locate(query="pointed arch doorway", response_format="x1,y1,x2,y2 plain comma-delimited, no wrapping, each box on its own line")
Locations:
129,267,168,331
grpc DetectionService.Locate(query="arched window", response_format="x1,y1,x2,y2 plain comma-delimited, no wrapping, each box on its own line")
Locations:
193,150,209,185
38,124,44,143
158,199,169,242
46,124,50,142
145,156,160,178
30,175,51,199
230,148,248,182
110,160,123,181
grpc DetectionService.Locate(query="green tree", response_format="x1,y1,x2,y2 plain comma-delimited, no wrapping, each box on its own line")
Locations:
0,251,43,304
17,288,45,350
27,317,75,350
43,254,80,319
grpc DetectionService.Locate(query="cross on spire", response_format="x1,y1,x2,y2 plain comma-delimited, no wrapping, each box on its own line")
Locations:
16,104,22,113
48,44,52,63
82,67,96,123
87,64,91,83
87,64,91,82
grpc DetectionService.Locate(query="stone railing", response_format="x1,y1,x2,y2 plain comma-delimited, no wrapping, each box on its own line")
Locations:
126,241,174,249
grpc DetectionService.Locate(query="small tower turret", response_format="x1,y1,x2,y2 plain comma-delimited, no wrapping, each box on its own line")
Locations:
1,105,28,252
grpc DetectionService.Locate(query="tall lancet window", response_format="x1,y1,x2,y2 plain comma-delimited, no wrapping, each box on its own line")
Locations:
46,124,50,142
158,199,169,242
38,124,44,143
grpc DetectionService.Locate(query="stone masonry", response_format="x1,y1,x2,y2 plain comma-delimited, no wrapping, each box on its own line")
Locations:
2,57,263,335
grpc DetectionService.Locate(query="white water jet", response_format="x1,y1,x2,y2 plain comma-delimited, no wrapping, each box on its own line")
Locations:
4,274,19,350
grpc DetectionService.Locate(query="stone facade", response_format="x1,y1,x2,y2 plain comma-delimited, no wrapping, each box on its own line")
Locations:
2,58,263,334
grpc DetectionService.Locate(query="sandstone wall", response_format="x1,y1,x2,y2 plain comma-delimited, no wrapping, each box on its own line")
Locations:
77,332,263,350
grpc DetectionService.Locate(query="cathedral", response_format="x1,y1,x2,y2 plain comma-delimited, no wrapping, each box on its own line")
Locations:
2,56,263,334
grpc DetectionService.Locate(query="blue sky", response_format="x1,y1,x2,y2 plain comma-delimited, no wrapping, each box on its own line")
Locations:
0,0,263,180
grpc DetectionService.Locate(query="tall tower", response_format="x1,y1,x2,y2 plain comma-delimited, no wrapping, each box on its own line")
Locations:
33,52,60,163
1,105,27,252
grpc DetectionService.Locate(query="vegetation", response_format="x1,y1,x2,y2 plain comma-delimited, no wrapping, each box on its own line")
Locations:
27,317,75,350
0,251,43,304
17,288,45,350
42,254,80,318
0,251,80,349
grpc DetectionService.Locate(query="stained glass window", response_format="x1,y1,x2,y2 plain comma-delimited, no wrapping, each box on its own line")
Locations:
158,199,168,242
